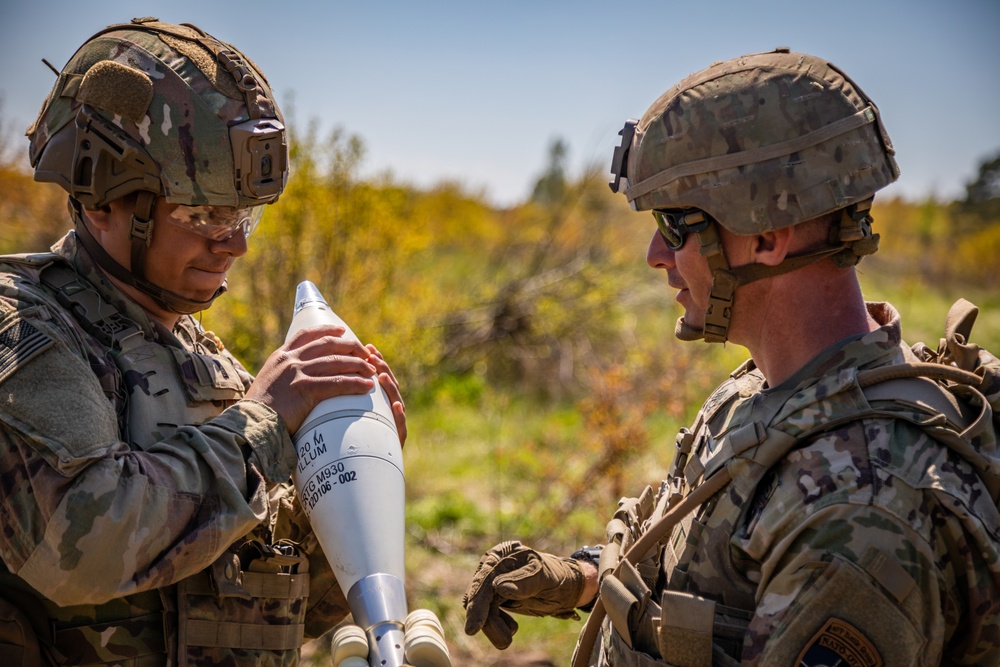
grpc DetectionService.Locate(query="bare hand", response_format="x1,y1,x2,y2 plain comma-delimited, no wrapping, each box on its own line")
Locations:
367,344,407,446
244,325,377,434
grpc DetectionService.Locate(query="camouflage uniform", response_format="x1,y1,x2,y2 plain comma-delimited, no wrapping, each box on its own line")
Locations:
592,302,1000,666
0,232,348,666
462,47,999,667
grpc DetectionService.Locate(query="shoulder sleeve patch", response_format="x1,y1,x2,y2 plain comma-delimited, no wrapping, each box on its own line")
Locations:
796,618,883,667
756,547,924,667
0,319,54,383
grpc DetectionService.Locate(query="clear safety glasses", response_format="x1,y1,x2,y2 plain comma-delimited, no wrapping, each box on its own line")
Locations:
166,204,266,241
651,209,711,250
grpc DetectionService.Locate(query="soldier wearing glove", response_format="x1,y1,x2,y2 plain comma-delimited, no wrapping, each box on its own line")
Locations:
463,46,1000,667
463,541,597,649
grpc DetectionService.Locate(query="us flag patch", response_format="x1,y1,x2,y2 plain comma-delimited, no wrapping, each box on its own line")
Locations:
0,319,54,383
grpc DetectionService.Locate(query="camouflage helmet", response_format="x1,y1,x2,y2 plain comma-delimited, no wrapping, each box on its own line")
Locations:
27,16,288,210
609,48,898,233
26,17,288,315
609,49,899,344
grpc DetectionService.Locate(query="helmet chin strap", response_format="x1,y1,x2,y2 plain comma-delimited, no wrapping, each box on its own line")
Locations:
70,197,226,316
676,201,879,344
674,220,734,344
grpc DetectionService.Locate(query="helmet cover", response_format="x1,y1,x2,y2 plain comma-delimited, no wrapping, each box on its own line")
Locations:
27,17,288,209
615,48,899,234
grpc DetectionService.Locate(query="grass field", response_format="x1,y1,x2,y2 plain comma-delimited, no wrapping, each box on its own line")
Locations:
303,251,1000,665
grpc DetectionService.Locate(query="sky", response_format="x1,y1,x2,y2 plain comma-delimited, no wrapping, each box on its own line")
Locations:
1,0,998,207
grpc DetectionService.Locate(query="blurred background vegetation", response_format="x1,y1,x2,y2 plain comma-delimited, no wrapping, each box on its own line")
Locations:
2,119,998,665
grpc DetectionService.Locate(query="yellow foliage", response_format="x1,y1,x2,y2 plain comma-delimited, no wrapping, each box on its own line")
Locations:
956,224,1000,285
0,168,70,253
3,123,999,666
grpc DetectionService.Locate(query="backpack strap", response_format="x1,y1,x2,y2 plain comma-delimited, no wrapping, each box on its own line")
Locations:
859,365,989,437
858,362,999,503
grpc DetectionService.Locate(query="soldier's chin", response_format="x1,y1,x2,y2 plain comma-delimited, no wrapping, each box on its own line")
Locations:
177,272,228,302
674,317,705,342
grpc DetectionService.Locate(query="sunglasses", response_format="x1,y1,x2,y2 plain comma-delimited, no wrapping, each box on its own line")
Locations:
166,204,266,241
651,209,710,250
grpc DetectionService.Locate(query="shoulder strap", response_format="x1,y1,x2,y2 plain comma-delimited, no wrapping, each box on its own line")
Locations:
730,361,986,465
860,366,987,436
572,469,733,667
0,252,61,271
857,361,982,393
861,362,999,501
37,263,145,351
738,360,999,505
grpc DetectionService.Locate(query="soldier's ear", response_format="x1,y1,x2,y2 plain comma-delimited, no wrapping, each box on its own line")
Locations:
81,195,136,233
751,228,795,266
80,204,114,232
83,206,113,232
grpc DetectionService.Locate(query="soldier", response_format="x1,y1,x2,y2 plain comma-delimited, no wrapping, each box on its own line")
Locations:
464,49,1000,665
0,18,407,666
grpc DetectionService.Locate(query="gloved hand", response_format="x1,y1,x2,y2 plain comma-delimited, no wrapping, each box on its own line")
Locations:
463,540,585,649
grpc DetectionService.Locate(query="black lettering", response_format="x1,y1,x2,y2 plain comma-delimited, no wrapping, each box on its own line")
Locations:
297,433,328,473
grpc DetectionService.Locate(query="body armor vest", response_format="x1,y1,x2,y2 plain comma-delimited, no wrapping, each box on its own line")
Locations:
0,253,309,667
39,258,249,448
592,365,761,667
591,314,999,667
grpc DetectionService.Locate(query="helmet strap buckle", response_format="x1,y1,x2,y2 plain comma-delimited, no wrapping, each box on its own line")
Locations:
704,271,737,344
829,197,880,268
702,233,738,344
833,197,874,244
129,217,153,246
675,218,738,344
128,191,157,280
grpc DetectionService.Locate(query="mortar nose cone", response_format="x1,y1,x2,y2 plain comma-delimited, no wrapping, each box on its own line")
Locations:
294,280,329,314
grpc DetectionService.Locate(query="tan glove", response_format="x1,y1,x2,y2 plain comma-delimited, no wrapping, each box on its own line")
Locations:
463,541,584,649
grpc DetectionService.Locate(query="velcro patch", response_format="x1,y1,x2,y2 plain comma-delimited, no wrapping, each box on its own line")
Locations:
0,319,54,383
797,618,884,667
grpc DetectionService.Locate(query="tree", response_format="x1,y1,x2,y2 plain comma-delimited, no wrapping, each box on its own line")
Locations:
530,139,568,205
438,141,652,399
0,97,18,169
203,124,444,383
958,150,1000,225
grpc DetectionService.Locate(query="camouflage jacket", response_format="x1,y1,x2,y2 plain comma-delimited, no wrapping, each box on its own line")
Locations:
0,232,348,666
594,302,1000,667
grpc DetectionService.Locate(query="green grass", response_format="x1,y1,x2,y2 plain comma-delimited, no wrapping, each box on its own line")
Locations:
303,260,999,666
860,264,1000,350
